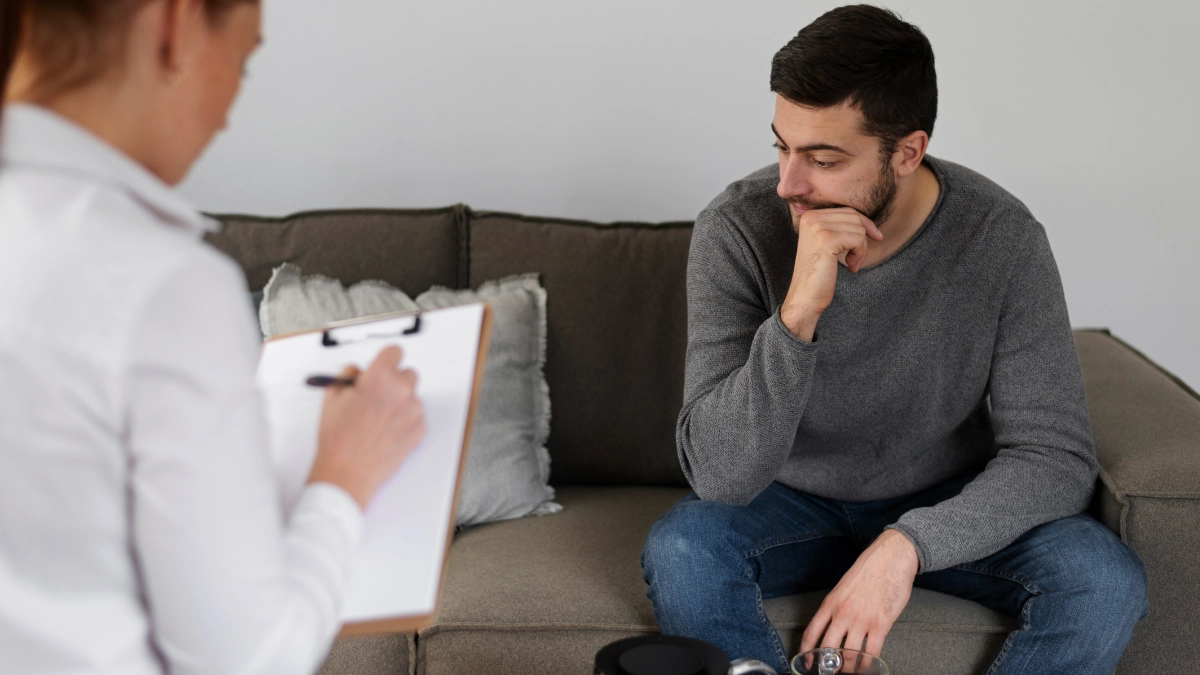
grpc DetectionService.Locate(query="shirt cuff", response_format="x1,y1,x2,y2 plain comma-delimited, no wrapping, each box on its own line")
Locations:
772,309,819,349
299,482,366,551
884,522,931,574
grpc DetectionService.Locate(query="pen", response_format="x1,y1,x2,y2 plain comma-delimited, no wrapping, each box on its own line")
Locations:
306,375,357,387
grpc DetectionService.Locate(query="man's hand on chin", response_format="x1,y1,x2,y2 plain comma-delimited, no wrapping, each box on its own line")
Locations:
799,529,920,659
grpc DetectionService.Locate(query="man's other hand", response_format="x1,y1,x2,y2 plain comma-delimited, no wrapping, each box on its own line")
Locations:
799,529,919,659
780,207,882,342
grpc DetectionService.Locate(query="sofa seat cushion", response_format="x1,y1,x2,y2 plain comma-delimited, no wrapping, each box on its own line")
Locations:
418,486,1015,675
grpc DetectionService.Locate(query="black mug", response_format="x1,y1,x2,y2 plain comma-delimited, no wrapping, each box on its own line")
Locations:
594,635,780,675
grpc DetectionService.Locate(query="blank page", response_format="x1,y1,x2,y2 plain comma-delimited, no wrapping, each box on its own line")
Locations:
256,303,485,624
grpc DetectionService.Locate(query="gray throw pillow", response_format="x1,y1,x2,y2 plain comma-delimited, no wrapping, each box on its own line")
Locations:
258,265,560,528
259,263,418,338
415,276,559,526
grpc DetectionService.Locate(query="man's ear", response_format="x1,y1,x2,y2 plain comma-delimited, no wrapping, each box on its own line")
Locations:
891,130,929,178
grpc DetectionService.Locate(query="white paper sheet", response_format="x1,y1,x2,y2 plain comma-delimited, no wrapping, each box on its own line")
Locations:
256,303,485,623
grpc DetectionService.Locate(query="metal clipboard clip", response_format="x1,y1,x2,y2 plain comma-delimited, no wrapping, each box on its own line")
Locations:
321,312,422,347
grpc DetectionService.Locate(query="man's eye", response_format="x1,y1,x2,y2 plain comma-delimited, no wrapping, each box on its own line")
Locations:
813,158,837,169
772,143,787,152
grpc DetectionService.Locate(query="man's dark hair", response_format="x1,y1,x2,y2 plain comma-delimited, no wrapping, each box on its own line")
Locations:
770,5,937,154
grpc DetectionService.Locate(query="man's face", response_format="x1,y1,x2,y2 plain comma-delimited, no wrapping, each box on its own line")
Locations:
773,96,897,229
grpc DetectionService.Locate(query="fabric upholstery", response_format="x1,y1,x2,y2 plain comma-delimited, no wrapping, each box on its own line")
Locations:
467,211,694,486
1075,329,1200,674
206,207,467,294
418,487,1013,675
318,633,414,675
1075,330,1200,498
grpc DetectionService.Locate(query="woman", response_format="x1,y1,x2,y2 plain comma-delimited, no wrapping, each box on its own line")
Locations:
0,1,425,673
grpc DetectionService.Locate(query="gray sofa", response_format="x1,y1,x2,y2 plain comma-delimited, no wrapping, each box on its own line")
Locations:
207,205,1200,675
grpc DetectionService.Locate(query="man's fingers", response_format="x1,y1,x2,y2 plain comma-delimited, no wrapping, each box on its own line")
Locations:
845,628,867,659
861,214,883,241
813,221,874,237
800,209,868,230
812,206,862,218
801,210,878,271
864,631,886,660
817,229,869,271
819,617,849,651
800,604,834,654
798,207,881,238
817,207,880,240
846,237,869,272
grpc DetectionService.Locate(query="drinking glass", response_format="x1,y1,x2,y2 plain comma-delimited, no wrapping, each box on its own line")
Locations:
791,648,888,675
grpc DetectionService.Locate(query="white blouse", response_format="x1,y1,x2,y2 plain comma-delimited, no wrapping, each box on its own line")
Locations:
0,104,363,675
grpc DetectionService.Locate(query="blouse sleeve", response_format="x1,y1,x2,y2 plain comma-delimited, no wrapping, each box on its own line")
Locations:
123,249,362,675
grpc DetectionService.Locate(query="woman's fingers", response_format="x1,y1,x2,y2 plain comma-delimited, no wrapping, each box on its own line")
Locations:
395,367,418,395
366,345,403,377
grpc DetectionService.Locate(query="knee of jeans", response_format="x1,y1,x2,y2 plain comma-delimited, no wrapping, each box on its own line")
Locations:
1056,524,1149,620
642,499,743,583
1105,544,1149,620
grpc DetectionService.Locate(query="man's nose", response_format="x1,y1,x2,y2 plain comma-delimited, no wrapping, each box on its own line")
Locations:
776,156,812,200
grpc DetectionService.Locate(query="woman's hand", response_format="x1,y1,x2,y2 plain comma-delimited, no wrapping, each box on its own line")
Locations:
309,346,426,510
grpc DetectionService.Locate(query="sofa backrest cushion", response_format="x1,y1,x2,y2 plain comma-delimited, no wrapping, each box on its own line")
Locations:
208,206,693,487
467,211,692,486
205,207,467,295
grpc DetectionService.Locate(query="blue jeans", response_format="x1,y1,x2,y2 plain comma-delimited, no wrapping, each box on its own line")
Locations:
641,473,1147,674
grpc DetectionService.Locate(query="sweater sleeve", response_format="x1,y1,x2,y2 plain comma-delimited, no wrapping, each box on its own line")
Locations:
888,223,1099,572
676,209,819,505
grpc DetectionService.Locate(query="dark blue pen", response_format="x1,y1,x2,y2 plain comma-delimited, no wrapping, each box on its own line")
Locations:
306,375,357,387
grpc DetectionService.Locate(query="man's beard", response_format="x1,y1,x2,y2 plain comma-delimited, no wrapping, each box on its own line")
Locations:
789,159,899,226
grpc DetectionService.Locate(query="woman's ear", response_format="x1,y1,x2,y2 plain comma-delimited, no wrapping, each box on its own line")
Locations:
155,0,205,85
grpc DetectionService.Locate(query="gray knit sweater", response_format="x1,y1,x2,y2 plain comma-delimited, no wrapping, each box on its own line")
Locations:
677,157,1098,573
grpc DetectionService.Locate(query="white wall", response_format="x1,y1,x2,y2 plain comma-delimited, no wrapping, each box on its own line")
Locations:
181,0,1200,390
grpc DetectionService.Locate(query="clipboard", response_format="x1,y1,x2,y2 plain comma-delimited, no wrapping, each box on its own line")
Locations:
256,303,493,636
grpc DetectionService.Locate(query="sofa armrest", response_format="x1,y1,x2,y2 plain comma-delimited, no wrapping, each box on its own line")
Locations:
1074,329,1200,673
1075,330,1200,521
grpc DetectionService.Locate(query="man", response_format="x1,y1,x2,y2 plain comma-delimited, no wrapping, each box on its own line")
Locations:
641,5,1147,674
